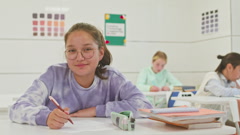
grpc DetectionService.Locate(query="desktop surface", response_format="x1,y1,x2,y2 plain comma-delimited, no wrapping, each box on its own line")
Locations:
1,114,236,135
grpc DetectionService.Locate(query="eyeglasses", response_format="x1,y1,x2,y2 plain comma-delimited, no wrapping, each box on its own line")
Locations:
65,47,96,60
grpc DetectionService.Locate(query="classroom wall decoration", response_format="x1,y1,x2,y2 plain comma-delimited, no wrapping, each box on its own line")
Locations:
32,13,65,37
201,9,219,34
105,14,126,46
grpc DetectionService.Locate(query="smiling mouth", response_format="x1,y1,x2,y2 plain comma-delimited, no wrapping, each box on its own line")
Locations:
75,64,86,67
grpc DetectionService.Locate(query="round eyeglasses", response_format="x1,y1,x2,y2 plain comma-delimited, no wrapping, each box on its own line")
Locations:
65,48,96,60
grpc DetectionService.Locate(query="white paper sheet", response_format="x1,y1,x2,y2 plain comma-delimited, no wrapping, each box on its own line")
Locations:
59,118,115,133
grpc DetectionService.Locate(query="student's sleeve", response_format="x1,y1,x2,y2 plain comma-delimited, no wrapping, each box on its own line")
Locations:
136,69,151,92
9,79,51,125
96,77,153,118
166,71,182,90
205,79,240,97
9,66,56,126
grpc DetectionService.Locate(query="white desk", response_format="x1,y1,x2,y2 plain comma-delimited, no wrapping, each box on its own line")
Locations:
1,117,236,135
143,91,169,107
171,96,233,104
171,96,234,110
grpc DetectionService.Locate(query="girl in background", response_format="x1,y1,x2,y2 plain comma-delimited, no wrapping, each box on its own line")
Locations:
196,52,240,126
197,52,240,97
136,50,182,107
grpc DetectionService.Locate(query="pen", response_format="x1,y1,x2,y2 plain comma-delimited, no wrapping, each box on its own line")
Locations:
49,96,74,124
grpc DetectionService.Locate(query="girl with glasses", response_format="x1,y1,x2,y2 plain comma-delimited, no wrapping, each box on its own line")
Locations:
9,23,152,129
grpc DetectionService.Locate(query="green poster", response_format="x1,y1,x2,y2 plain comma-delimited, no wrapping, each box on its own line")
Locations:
105,14,126,46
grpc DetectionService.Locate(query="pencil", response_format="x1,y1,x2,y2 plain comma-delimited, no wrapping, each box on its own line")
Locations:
49,96,74,124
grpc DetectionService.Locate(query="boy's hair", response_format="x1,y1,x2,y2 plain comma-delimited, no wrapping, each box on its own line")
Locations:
215,52,240,73
152,51,167,63
64,22,112,79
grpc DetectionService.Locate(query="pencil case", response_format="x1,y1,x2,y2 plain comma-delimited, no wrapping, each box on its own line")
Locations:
111,111,135,131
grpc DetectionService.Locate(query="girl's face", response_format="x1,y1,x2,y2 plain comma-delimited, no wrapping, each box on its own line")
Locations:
152,58,166,73
65,30,104,79
226,64,240,81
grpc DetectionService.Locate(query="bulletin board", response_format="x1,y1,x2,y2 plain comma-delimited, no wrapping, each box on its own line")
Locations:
104,14,126,46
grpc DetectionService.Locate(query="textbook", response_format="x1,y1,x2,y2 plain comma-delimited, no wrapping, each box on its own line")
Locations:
173,86,196,92
170,117,217,124
138,108,226,122
150,107,199,114
149,117,222,129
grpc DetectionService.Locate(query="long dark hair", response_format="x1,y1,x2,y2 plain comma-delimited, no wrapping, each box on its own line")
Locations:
64,22,112,79
215,52,240,73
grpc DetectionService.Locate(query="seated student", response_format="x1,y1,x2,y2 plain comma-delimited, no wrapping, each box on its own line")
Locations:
136,51,182,107
196,52,240,110
9,22,153,129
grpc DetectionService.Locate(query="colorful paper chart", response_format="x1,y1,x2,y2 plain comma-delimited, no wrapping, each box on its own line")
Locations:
201,9,219,34
32,13,65,37
105,14,126,46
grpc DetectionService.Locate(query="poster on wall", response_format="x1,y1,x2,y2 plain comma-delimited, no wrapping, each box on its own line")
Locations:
201,9,219,34
32,13,65,37
105,14,126,46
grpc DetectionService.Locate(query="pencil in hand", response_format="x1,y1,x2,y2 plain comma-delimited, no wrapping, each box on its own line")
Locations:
49,96,74,124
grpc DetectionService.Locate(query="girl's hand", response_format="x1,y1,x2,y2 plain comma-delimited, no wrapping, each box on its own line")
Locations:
150,86,160,92
161,86,170,91
47,108,70,129
70,107,96,117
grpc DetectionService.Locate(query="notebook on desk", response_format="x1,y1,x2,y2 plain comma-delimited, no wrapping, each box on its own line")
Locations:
149,117,222,129
138,107,225,129
138,107,226,122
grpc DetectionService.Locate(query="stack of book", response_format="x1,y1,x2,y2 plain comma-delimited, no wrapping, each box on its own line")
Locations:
138,107,226,129
173,86,196,92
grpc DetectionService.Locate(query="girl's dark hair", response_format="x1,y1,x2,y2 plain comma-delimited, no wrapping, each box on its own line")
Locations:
215,52,240,73
64,22,112,79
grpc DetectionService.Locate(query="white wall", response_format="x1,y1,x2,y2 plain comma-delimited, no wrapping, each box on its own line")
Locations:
123,0,233,85
0,0,235,95
231,0,240,53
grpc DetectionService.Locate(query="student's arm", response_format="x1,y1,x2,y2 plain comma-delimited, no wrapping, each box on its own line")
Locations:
9,66,69,127
205,79,240,97
97,76,153,118
70,79,153,118
70,107,96,117
136,69,152,92
165,70,182,90
9,79,51,125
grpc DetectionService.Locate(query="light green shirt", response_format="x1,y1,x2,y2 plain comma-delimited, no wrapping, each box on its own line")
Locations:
136,67,182,91
136,67,182,107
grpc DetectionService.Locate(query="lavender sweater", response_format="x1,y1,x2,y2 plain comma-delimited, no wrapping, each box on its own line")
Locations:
9,63,152,126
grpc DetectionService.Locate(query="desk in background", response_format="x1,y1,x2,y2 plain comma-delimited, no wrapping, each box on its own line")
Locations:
143,91,197,108
142,91,169,107
171,96,234,111
1,117,235,135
